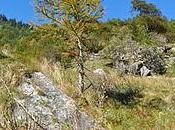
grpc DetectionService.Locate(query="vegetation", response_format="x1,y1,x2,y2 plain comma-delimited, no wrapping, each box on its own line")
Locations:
131,0,162,16
1,0,175,129
34,0,104,93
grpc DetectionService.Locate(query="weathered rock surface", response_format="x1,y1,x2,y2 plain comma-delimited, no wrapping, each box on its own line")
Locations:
140,66,151,77
169,57,175,65
93,69,107,77
128,61,144,75
89,53,101,61
101,36,167,76
14,72,103,130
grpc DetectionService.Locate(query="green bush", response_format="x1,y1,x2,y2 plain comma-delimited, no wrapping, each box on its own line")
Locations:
129,24,153,45
132,15,168,33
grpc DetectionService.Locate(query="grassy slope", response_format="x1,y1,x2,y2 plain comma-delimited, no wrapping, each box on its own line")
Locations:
1,17,175,130
1,44,175,130
37,59,175,130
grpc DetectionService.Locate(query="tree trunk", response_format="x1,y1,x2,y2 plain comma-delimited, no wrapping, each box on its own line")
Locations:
77,38,85,93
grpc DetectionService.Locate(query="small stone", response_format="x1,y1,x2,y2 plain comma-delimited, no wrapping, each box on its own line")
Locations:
140,66,151,77
93,69,106,77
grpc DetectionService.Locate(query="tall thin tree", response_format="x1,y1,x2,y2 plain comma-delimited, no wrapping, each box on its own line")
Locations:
34,0,103,93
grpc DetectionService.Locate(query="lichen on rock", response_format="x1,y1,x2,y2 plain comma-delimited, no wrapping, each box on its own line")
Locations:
13,72,103,130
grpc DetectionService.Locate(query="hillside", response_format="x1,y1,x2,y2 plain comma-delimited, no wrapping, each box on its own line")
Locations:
1,0,175,130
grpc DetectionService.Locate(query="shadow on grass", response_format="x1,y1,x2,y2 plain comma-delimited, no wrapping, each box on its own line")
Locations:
0,53,8,59
106,86,143,106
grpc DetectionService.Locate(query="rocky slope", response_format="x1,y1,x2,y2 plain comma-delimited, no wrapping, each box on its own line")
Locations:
1,71,104,130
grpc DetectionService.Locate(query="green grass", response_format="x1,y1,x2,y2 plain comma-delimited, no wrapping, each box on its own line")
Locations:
1,56,175,130
39,59,173,130
166,65,175,77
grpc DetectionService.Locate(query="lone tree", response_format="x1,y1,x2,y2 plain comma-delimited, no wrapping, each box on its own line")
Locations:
131,0,162,16
34,0,103,93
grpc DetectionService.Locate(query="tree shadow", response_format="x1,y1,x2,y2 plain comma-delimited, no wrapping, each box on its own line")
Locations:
0,53,8,59
106,86,143,106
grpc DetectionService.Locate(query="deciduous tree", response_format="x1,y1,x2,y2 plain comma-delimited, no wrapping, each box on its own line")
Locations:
34,0,103,93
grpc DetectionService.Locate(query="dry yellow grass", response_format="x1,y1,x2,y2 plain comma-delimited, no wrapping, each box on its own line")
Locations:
35,59,175,130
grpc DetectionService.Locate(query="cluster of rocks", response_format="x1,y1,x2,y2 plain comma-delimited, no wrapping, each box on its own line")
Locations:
114,46,169,76
114,43,175,76
100,36,172,76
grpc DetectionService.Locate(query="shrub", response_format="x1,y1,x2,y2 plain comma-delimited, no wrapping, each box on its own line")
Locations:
129,24,153,45
132,15,168,33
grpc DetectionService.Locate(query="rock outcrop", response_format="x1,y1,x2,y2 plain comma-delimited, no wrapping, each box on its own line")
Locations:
13,72,103,130
101,36,167,76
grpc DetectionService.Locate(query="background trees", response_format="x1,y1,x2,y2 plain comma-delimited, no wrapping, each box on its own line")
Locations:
131,0,167,33
131,0,162,16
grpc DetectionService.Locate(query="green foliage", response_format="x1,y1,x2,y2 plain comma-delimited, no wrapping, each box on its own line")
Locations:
82,21,121,53
131,0,162,16
14,24,75,68
132,15,168,33
131,0,167,33
0,15,30,49
165,20,175,42
34,0,104,38
129,23,152,44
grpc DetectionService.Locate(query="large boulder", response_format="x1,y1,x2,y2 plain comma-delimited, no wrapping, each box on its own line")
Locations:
123,61,151,77
12,72,103,130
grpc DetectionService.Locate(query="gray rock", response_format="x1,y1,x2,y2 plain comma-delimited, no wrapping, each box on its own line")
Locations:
128,61,143,75
14,72,103,130
171,47,175,53
101,34,168,76
89,53,101,61
150,32,168,44
158,45,172,53
140,66,151,77
114,61,128,72
118,61,151,76
93,69,106,77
